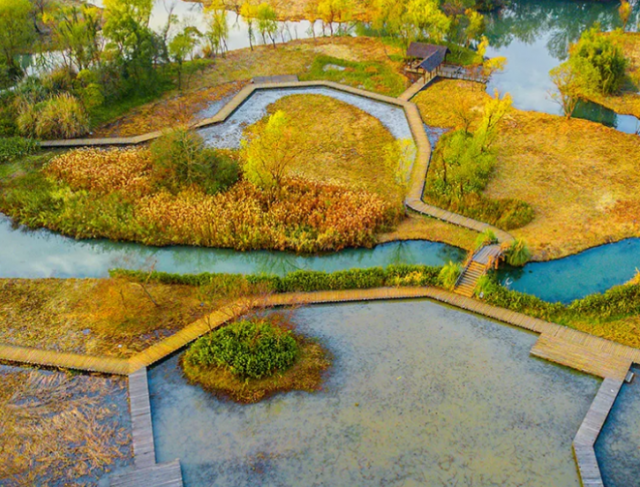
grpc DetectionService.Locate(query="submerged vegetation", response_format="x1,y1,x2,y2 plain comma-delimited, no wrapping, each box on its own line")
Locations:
182,314,331,403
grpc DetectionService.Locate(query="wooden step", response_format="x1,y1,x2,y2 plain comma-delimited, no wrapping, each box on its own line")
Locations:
531,334,632,380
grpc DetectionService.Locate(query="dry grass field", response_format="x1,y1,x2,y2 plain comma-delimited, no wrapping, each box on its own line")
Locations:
0,366,131,486
250,93,402,201
415,79,640,260
0,279,207,358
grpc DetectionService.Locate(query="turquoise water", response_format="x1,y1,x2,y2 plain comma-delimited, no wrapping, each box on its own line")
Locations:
595,367,640,487
0,216,464,278
148,300,600,486
497,238,640,304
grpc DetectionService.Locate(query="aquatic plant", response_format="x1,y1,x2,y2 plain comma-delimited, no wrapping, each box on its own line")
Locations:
474,228,498,249
438,261,462,290
504,238,531,267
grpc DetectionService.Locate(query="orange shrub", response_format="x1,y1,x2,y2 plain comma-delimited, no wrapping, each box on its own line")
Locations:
46,148,154,195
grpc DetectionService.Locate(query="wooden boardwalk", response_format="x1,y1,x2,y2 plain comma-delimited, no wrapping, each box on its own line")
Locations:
108,368,184,487
572,378,624,487
398,73,437,101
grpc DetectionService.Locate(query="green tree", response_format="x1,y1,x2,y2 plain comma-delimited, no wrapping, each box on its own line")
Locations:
570,25,628,95
404,0,450,44
102,0,160,93
256,3,278,47
241,110,301,190
549,57,598,118
0,0,35,76
204,2,229,57
43,5,102,71
168,27,201,89
474,90,512,151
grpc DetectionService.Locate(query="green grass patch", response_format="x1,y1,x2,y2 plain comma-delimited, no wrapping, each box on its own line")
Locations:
301,55,407,97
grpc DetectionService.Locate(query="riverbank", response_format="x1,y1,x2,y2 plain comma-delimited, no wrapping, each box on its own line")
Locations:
414,79,640,261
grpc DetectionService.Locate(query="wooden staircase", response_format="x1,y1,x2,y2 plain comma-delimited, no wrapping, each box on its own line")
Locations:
454,244,503,298
454,261,485,297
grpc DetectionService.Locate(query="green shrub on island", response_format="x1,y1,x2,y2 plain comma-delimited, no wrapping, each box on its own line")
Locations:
182,315,331,403
503,238,531,266
186,318,299,379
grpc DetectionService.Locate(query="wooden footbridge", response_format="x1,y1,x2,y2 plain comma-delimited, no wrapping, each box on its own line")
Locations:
454,244,503,297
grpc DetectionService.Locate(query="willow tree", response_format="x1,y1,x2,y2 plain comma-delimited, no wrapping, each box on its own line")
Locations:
204,2,229,56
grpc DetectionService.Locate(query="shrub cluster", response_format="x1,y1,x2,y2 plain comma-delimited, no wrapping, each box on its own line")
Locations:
1,145,401,253
17,93,90,139
110,264,443,292
185,318,300,380
0,137,39,164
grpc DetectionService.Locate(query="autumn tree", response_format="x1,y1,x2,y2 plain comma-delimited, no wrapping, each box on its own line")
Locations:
549,57,598,118
464,8,484,47
475,90,512,150
204,2,229,57
0,0,35,76
256,3,278,47
241,110,302,190
317,0,353,36
169,27,201,89
241,1,258,50
619,0,632,31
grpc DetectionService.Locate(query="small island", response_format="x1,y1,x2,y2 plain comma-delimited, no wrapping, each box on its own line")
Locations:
182,314,331,403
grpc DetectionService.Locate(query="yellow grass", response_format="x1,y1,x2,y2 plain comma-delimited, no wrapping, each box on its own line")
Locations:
251,93,401,201
377,212,477,251
415,79,640,260
0,279,207,358
0,367,131,485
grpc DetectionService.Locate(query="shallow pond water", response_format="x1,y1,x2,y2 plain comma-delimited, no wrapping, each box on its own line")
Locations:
0,216,464,278
497,238,640,304
149,300,599,487
595,366,640,487
197,86,413,148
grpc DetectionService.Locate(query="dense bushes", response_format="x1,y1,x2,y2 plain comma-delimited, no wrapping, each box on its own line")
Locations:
185,318,300,379
0,137,39,164
150,128,239,194
17,93,90,139
0,146,401,252
110,264,444,293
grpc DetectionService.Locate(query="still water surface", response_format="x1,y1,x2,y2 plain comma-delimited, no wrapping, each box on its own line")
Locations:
149,300,600,486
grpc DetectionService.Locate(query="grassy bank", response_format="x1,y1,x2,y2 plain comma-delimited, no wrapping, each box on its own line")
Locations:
579,32,640,119
478,273,640,349
415,79,640,260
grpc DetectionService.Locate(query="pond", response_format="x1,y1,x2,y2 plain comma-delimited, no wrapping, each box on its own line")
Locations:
484,0,640,132
148,300,600,486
